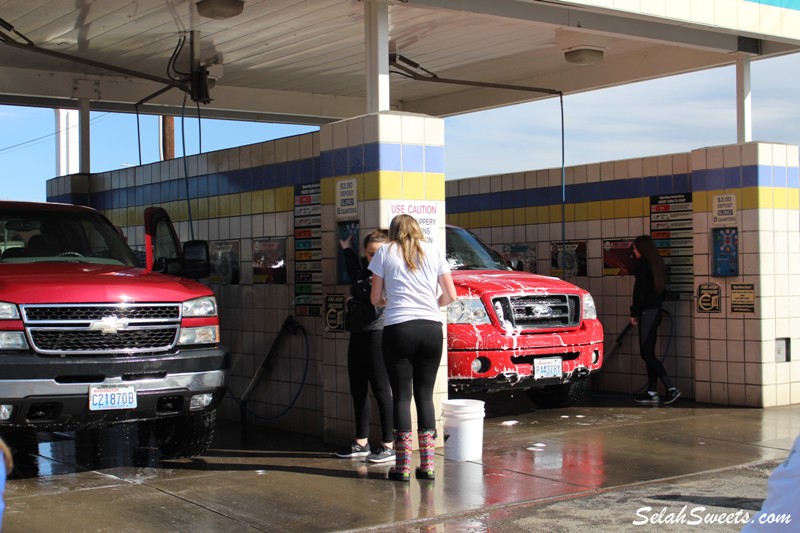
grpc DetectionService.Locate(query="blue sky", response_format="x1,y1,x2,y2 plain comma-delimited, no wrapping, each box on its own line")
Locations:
1,52,799,203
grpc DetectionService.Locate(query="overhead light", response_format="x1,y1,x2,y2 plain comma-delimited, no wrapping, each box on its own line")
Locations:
196,0,244,19
563,47,604,66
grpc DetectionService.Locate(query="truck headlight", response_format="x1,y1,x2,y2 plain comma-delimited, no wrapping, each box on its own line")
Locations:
178,325,220,345
0,302,20,319
583,293,597,320
0,331,28,350
447,298,490,325
182,296,217,317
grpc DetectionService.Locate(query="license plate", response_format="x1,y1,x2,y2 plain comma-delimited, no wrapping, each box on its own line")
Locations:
534,357,562,380
89,384,137,411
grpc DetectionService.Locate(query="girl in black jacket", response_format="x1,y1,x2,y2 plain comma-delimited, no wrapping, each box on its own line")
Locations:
334,229,395,462
629,235,680,405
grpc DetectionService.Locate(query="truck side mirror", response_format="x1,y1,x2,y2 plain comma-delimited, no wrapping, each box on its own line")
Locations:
183,240,210,279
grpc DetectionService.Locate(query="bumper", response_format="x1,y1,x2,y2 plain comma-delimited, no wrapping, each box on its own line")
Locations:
0,347,228,430
448,342,603,393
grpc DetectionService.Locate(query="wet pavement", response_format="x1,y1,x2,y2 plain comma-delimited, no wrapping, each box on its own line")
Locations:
2,392,799,532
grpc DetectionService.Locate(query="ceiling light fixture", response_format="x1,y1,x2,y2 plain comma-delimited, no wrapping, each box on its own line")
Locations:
196,0,245,20
563,47,604,66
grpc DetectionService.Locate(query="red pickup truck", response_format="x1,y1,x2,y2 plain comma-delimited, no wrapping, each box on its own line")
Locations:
0,202,227,457
445,226,604,407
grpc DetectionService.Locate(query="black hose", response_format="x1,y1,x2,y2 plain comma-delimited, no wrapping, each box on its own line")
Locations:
231,317,310,424
590,308,674,399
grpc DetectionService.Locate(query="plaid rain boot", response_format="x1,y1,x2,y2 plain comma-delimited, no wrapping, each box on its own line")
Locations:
388,430,412,482
415,429,436,480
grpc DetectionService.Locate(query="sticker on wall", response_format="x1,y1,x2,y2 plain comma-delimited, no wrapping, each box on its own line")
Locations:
325,294,346,332
253,238,287,284
697,282,721,313
550,241,587,278
336,178,358,220
712,227,739,277
294,183,322,316
387,201,443,246
209,240,240,285
731,283,755,313
337,221,360,284
712,194,737,226
651,193,693,300
503,243,537,274
602,239,635,276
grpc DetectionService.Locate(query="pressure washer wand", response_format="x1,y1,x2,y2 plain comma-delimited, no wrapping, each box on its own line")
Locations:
605,322,632,360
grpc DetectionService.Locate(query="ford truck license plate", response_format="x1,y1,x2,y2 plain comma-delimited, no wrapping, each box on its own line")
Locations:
89,384,137,411
534,357,562,380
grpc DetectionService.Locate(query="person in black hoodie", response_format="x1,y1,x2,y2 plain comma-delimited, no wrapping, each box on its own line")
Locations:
629,235,680,405
335,228,395,463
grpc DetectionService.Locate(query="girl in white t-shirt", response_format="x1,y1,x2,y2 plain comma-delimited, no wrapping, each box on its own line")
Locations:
1,437,12,529
369,214,456,481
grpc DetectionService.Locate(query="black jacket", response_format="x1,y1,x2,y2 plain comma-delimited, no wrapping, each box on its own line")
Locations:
630,259,664,318
342,247,372,303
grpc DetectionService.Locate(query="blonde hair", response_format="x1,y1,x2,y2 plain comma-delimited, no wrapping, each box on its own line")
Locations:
1,437,11,472
388,214,426,270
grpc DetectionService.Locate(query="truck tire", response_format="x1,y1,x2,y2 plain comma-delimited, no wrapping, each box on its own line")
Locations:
151,410,216,458
526,378,587,408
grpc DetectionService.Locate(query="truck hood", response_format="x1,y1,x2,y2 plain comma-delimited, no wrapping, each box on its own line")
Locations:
451,270,587,297
0,263,212,304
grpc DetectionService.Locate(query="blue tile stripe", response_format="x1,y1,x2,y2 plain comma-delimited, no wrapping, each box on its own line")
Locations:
445,165,796,214
320,143,445,178
72,156,320,210
745,0,800,11
53,161,796,213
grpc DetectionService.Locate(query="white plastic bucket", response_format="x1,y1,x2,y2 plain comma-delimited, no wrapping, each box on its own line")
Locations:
441,399,485,461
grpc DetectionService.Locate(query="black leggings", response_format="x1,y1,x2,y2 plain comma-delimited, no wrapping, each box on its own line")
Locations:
638,308,674,392
348,329,393,443
382,320,443,431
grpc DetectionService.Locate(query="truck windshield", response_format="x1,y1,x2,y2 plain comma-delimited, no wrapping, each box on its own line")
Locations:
0,208,139,266
445,226,512,271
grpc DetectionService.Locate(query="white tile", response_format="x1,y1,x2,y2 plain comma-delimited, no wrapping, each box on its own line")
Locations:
347,117,364,147
424,117,445,146
363,115,379,145
723,145,741,168
707,146,724,169
626,158,643,179
332,121,348,150
401,115,425,144
690,148,708,171
741,143,759,166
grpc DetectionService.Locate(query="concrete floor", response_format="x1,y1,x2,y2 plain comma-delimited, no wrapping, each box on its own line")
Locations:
2,392,799,533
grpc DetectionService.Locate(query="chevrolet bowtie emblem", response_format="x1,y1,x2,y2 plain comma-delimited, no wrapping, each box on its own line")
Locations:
89,316,129,334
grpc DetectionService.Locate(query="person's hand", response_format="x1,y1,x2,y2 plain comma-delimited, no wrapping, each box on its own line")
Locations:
339,234,354,250
629,317,638,327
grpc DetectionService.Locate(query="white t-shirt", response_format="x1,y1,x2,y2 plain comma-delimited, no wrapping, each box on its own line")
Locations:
742,432,800,532
368,240,450,326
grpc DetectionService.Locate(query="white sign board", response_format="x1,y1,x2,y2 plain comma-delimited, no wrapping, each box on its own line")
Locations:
712,194,737,226
336,178,358,219
387,201,443,246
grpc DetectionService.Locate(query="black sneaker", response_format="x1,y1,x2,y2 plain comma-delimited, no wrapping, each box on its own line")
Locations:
634,392,660,405
366,445,396,464
335,440,370,458
663,388,681,405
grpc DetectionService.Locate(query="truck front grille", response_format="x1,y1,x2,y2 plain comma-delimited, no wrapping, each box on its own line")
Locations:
492,294,581,330
21,303,182,355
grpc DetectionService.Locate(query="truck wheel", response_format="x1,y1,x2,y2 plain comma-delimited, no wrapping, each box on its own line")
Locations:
152,410,216,458
526,378,587,408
